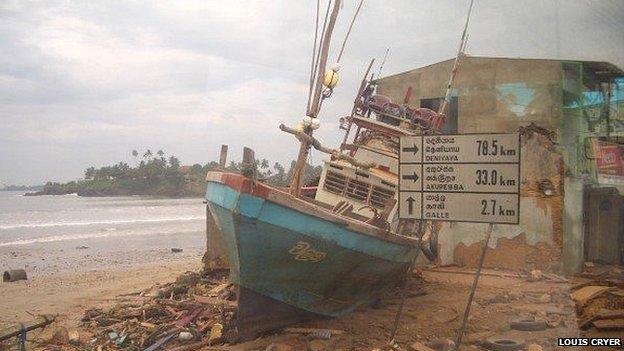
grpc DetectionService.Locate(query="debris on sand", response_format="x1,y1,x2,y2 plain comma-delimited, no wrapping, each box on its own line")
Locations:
75,269,237,350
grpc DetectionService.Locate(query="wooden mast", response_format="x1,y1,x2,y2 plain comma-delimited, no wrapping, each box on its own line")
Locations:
340,58,375,152
290,0,341,197
438,0,475,115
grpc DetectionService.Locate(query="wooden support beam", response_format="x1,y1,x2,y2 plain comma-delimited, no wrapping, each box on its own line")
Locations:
241,147,256,178
219,145,228,169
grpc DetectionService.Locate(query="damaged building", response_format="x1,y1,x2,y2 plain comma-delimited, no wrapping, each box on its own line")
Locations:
374,55,624,274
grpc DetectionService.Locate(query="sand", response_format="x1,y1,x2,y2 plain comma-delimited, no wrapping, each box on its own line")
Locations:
0,257,201,328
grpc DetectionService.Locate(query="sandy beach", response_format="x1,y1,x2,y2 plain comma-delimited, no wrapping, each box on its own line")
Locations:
0,255,202,327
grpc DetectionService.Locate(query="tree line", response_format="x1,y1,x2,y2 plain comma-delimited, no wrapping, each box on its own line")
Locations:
29,149,322,197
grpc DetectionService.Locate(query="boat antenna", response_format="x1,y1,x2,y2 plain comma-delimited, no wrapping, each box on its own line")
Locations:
438,0,475,115
376,48,390,79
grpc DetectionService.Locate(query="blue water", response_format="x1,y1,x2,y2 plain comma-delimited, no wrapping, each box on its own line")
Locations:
0,191,206,275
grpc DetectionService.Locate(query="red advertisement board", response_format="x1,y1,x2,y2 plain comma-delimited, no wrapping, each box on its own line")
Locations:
593,139,624,184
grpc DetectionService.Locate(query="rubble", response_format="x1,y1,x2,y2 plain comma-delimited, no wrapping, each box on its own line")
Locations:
570,262,624,341
71,269,236,350
3,267,583,351
68,329,80,345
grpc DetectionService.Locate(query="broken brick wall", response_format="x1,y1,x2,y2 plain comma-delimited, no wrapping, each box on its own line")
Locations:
438,128,564,271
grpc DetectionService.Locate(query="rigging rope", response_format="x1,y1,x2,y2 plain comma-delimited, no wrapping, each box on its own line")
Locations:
307,0,333,116
306,0,321,114
336,0,365,63
376,48,390,79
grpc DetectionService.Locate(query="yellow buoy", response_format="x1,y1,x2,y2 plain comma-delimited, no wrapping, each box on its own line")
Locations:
323,70,339,88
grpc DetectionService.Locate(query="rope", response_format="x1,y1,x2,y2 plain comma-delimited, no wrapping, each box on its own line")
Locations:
307,0,332,116
336,0,365,63
376,48,390,79
306,0,321,114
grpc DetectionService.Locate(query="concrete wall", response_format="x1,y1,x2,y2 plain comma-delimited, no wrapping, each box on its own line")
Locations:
377,56,568,271
377,56,562,132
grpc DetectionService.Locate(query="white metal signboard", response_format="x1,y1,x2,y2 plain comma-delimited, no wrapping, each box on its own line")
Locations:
398,133,521,224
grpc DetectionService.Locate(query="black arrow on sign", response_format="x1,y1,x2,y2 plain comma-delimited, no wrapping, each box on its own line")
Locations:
402,172,419,182
406,196,416,215
402,144,419,154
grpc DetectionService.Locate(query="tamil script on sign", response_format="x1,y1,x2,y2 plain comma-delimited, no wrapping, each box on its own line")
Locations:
398,133,521,224
422,134,520,163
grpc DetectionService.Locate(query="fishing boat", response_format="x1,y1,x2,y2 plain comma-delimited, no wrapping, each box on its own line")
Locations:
204,0,449,340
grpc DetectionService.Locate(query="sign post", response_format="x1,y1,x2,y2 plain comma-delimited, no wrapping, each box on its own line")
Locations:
397,133,521,350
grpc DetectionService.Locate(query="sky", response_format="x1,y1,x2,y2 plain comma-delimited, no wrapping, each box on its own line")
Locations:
1,0,623,185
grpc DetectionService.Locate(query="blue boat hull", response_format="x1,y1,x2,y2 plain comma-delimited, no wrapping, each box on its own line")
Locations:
205,176,417,332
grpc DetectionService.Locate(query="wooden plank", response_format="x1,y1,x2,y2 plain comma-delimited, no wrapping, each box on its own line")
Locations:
570,286,615,306
426,267,521,279
581,309,624,329
282,327,345,335
542,271,569,283
593,318,624,330
0,315,55,342
194,295,237,308
349,115,417,137
208,283,231,296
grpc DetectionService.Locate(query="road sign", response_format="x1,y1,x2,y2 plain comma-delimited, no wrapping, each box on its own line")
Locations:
398,133,520,224
398,164,422,191
399,192,422,219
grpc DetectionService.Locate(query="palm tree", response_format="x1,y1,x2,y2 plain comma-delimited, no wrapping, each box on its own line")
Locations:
260,158,269,169
157,150,165,159
143,149,153,159
131,150,139,166
168,156,180,169
84,167,96,180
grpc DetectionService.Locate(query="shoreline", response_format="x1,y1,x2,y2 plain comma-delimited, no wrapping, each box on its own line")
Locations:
22,191,204,199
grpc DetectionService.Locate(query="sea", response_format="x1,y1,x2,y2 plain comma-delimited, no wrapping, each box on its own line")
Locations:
0,191,206,275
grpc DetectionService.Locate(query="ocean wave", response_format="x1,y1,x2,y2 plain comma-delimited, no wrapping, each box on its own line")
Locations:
0,228,202,247
0,216,204,230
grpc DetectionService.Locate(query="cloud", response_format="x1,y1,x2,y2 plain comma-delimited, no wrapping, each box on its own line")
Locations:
0,0,623,184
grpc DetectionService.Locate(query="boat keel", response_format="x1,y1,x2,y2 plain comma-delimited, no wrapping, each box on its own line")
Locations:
235,285,321,341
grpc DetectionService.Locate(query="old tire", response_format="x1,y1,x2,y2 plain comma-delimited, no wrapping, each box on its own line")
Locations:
483,338,525,351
